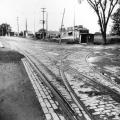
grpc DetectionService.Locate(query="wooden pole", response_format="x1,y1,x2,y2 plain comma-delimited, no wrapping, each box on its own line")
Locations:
59,8,65,44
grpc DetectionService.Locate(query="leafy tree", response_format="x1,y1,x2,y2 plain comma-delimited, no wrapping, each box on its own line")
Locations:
111,7,120,35
38,29,46,39
78,0,119,44
19,31,24,36
0,23,11,36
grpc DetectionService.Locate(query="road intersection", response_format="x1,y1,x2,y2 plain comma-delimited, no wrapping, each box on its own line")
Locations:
1,36,120,120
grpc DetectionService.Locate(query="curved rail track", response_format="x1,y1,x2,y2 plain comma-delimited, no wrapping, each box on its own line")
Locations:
85,50,120,97
11,44,94,120
24,56,79,120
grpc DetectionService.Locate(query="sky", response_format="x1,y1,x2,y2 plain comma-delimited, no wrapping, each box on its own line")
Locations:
0,0,117,33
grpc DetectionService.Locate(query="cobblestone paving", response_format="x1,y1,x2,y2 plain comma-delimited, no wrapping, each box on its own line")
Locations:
22,58,66,120
64,50,120,120
23,47,120,120
65,73,120,120
67,51,120,93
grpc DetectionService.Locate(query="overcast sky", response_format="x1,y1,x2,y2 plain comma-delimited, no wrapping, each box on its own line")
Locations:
0,0,116,33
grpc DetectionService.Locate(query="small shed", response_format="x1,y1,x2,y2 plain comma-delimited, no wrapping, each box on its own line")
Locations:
79,33,94,44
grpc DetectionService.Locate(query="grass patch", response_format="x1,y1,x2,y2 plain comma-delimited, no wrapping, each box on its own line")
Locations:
0,48,45,120
94,35,120,44
0,49,24,62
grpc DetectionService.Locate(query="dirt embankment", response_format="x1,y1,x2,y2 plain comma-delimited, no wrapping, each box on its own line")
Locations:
0,48,45,120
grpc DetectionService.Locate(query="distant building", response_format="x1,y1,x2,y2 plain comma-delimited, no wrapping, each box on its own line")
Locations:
61,25,94,44
47,31,60,38
9,32,15,36
35,29,60,39
35,29,47,39
24,31,34,38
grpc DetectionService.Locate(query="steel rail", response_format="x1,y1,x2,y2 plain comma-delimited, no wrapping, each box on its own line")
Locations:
85,51,120,90
5,40,109,120
4,41,81,120
16,47,82,120
66,65,120,99
11,43,97,120
84,51,120,99
60,60,94,120
42,49,94,120
3,39,120,120
26,55,81,120
9,42,95,120
60,48,120,101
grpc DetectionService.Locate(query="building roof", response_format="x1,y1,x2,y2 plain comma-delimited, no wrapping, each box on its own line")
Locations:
47,31,60,35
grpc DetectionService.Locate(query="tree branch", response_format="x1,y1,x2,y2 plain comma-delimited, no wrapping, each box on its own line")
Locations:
106,0,118,25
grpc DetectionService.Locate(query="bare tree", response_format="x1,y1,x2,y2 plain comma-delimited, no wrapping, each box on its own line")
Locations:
79,0,119,44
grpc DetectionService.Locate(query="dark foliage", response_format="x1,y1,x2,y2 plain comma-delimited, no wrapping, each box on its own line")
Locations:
111,7,120,35
0,23,11,36
79,0,119,44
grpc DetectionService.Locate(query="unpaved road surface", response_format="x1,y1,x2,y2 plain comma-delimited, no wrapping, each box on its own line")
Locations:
0,48,45,120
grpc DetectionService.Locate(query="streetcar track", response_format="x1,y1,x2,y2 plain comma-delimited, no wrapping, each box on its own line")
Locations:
24,55,81,120
4,39,120,120
66,65,120,98
7,42,95,120
24,51,90,120
10,44,84,119
85,51,120,89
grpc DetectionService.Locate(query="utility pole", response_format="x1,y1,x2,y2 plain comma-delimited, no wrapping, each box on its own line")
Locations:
6,23,7,36
26,19,28,32
34,17,35,36
73,7,75,41
59,8,65,44
1,25,3,36
41,8,46,39
46,12,48,38
17,17,19,36
25,19,28,37
46,12,48,31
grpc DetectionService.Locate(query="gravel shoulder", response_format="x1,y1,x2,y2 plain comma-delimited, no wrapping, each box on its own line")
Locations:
0,47,45,120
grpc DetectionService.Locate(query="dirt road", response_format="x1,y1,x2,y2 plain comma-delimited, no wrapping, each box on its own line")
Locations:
0,48,45,120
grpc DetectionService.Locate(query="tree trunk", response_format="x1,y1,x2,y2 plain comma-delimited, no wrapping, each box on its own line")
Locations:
102,32,107,44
